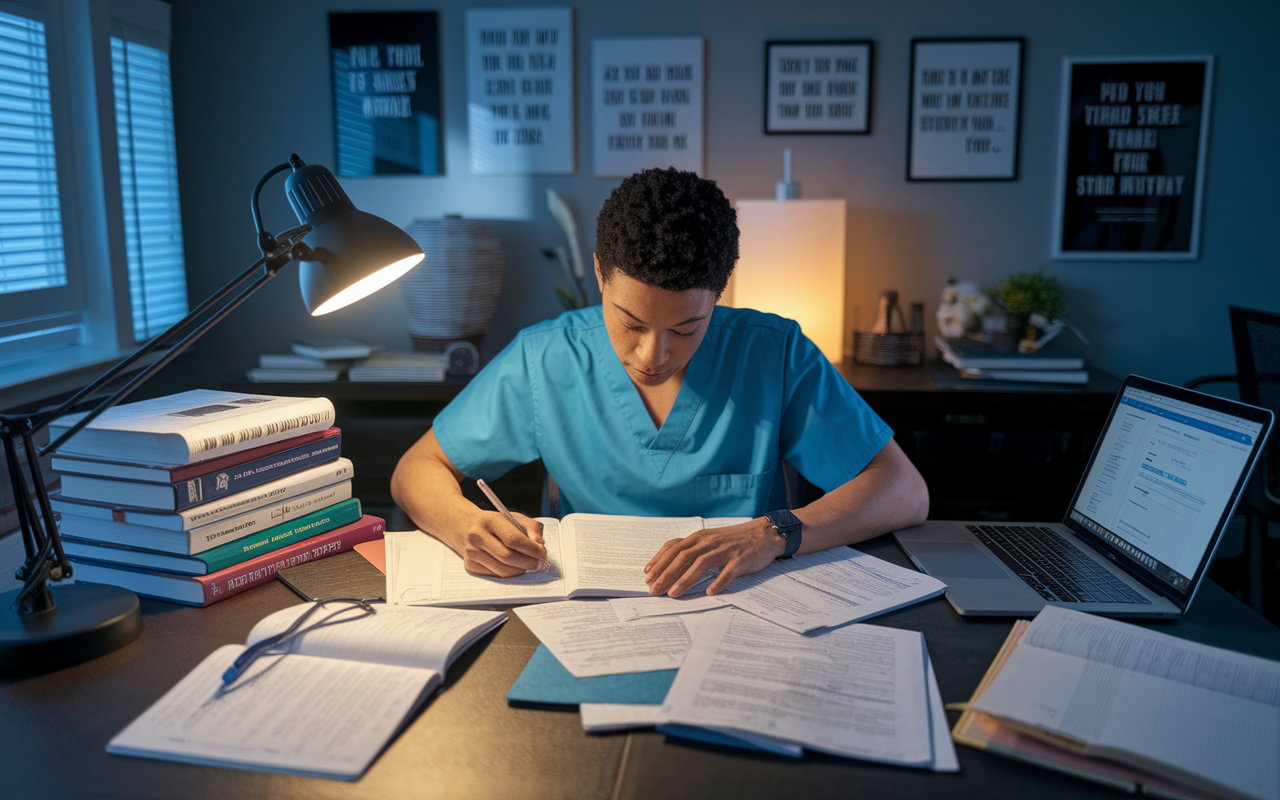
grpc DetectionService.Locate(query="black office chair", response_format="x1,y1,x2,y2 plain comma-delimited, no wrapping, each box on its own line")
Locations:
1187,306,1280,620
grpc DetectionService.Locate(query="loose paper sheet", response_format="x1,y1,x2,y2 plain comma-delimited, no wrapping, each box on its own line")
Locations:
663,608,934,766
714,547,946,633
514,599,705,677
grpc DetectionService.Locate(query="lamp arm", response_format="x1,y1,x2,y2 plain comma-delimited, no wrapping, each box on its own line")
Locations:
39,264,284,458
31,252,271,441
252,161,293,261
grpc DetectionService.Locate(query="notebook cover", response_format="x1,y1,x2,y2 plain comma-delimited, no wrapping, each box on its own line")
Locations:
276,549,386,601
506,644,676,709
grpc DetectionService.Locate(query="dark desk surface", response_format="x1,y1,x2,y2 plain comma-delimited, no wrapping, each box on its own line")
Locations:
3,537,1277,800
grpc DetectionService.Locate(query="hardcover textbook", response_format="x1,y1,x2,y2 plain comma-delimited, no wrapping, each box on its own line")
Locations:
108,602,506,778
48,389,335,466
50,428,337,483
67,513,383,604
54,479,355,555
56,430,343,511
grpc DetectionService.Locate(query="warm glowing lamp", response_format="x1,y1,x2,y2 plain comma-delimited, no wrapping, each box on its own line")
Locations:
729,198,847,362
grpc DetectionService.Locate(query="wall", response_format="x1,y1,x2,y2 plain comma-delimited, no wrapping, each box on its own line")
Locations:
160,0,1280,393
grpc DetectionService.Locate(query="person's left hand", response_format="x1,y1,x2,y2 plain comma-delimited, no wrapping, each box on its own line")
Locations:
644,517,786,597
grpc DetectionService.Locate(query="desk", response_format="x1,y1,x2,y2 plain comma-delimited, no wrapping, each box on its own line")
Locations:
3,537,1277,800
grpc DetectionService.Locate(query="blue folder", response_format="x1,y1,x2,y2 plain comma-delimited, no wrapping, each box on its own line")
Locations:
505,644,675,708
506,645,797,757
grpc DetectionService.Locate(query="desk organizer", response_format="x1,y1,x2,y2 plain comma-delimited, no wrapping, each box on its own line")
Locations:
853,331,925,366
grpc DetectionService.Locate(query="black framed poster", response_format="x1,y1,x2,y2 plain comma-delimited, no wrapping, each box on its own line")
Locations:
764,40,873,134
907,38,1023,181
330,12,443,176
1052,56,1213,260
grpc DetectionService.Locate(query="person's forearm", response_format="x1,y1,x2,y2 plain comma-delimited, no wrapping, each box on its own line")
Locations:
389,433,481,552
791,438,929,553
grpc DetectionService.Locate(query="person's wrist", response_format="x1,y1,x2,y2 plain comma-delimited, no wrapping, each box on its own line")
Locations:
757,517,788,559
763,508,803,559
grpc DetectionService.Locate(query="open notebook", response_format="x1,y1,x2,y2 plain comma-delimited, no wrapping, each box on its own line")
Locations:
108,603,505,780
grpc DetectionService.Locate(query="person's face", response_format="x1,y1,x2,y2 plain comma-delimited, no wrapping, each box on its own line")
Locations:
595,255,716,387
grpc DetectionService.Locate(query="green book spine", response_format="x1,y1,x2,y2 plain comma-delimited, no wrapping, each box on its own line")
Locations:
195,498,362,573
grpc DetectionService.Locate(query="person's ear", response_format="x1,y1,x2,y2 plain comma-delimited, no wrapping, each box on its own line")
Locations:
594,253,606,294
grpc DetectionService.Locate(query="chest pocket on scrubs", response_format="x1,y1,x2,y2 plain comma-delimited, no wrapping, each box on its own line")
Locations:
694,465,774,518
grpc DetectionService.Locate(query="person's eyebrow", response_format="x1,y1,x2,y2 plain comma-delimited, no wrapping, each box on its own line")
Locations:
613,303,707,328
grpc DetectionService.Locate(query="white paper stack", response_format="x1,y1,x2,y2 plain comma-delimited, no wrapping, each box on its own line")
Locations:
348,352,447,382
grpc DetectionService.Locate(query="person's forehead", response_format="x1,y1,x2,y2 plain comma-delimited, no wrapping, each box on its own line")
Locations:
606,272,714,324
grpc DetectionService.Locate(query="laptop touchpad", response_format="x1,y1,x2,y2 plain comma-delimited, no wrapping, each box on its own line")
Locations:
909,542,1012,580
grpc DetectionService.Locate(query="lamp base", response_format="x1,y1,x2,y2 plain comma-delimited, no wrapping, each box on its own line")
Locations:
0,583,142,674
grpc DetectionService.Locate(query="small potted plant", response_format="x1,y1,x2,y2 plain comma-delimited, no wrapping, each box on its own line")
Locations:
997,268,1065,347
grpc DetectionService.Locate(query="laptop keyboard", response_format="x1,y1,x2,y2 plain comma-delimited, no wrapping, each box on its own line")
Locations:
967,525,1151,605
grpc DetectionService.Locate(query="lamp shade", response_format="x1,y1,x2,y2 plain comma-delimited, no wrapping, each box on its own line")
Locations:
284,162,424,315
729,199,846,361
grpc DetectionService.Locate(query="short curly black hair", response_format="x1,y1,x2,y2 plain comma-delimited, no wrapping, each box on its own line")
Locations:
595,167,738,295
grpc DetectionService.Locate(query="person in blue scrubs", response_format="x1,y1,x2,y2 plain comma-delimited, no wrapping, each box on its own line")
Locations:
391,168,929,597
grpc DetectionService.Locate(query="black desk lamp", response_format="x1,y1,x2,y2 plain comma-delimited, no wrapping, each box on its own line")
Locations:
0,155,424,673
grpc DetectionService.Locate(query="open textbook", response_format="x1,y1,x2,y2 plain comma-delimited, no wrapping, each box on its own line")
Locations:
968,606,1280,800
107,603,506,780
385,514,748,606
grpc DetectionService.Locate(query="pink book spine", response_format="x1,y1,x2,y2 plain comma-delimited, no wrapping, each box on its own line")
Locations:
194,514,385,606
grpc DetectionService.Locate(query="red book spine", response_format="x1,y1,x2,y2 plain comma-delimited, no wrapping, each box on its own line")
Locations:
193,513,384,606
166,427,340,482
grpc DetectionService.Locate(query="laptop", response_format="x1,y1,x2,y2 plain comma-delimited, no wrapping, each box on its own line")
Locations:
894,375,1274,617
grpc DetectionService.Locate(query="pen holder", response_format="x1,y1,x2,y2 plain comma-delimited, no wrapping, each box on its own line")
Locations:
853,331,925,366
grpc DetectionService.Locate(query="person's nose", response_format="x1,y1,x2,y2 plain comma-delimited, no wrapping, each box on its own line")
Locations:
635,332,669,371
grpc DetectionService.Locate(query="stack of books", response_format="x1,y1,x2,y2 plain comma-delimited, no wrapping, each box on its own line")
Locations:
935,332,1087,385
48,389,385,606
247,338,378,382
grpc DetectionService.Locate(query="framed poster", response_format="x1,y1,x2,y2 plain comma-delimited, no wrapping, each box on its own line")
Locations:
907,38,1023,181
329,12,442,176
1051,56,1214,260
467,7,575,175
592,37,704,177
764,40,873,134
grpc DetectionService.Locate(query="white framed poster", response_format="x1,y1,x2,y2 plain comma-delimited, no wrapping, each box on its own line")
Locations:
1051,55,1213,260
467,7,574,175
907,38,1023,181
592,37,704,177
764,40,873,134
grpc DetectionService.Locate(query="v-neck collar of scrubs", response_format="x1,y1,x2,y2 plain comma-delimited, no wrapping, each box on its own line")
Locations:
594,321,715,479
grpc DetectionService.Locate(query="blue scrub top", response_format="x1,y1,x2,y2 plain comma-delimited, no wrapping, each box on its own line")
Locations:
433,305,892,518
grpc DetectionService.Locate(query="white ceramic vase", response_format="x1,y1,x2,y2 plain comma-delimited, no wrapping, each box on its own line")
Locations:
400,216,504,351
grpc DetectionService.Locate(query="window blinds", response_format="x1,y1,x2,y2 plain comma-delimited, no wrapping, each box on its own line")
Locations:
112,35,187,342
0,10,66,297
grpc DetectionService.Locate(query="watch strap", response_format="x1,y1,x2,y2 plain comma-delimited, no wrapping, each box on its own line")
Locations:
764,508,802,559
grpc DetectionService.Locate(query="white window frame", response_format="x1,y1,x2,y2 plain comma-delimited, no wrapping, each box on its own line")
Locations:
0,0,185,402
0,0,87,346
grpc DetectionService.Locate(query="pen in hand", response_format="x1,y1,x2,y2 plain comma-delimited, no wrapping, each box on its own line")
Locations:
476,479,552,573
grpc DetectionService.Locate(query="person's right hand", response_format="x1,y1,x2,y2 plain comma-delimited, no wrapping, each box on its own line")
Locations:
453,511,550,577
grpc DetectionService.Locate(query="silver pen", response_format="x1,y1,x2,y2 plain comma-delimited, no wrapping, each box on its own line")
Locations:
476,479,551,573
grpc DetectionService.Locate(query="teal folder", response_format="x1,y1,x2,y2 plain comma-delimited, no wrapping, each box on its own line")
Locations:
505,644,676,708
505,646,795,757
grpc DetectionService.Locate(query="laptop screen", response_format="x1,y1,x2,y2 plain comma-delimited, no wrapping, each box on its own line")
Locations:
1067,377,1271,605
